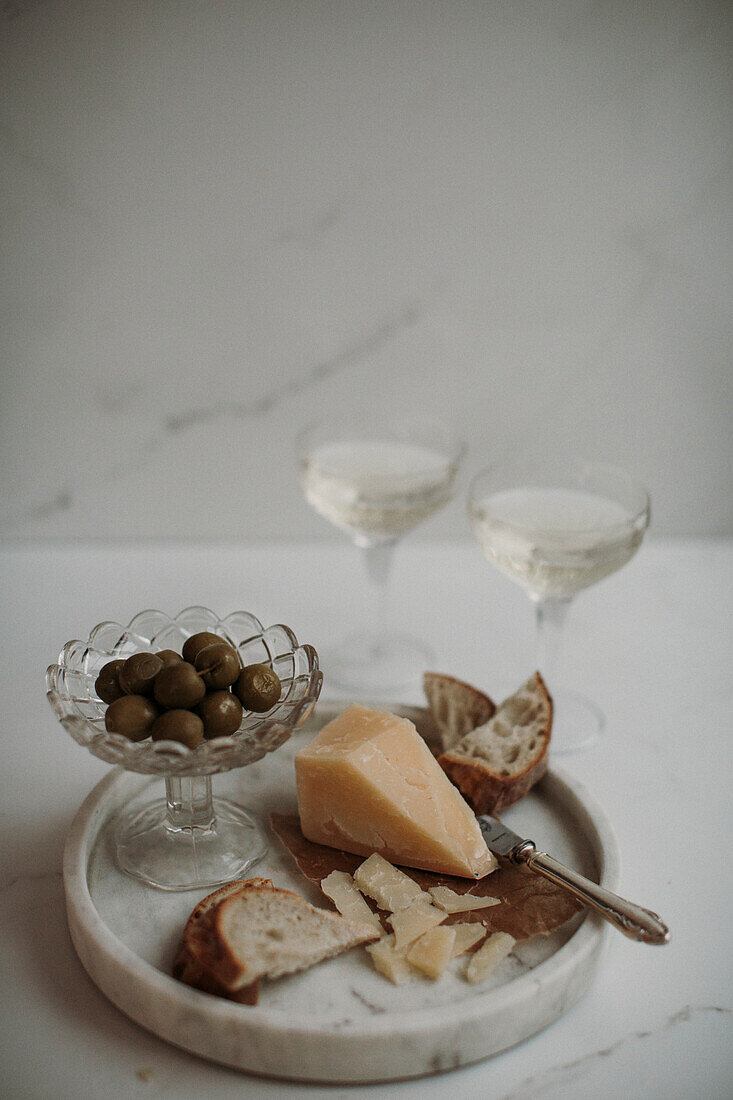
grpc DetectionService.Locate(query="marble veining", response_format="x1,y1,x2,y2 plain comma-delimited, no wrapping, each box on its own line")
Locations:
276,200,342,250
163,299,425,436
0,296,425,533
1,3,731,540
1,490,74,529
0,868,63,895
349,988,388,1015
496,1004,733,1100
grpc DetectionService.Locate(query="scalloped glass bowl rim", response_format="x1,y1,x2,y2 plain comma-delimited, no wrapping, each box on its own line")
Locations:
46,606,322,776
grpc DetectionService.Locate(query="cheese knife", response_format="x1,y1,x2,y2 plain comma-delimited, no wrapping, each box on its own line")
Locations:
478,815,670,944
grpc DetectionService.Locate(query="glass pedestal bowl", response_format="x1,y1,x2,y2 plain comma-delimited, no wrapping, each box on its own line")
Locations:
46,607,322,891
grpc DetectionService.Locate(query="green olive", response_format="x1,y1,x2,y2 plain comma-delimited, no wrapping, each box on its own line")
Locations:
95,659,126,704
181,631,224,664
153,662,206,709
233,664,282,713
118,652,164,698
194,642,241,690
196,691,243,739
105,694,159,741
156,649,184,668
151,709,204,749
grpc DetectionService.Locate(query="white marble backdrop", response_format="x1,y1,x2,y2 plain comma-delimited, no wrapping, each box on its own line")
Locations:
1,0,731,540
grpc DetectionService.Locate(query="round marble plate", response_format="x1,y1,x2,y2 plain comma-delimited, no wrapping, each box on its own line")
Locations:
63,704,620,1083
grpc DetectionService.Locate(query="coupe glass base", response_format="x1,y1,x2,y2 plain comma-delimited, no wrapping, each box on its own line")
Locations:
114,796,267,891
324,630,434,696
549,689,605,754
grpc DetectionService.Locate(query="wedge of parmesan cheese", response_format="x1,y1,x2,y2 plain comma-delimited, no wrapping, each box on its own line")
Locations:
353,853,432,912
320,870,383,936
406,925,456,979
366,934,416,985
465,931,516,984
295,705,497,878
450,923,487,958
388,902,446,951
428,885,501,913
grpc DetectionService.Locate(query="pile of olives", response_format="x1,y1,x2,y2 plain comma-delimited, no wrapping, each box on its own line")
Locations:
95,631,282,749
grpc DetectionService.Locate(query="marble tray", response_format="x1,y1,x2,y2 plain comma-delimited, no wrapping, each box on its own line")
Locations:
63,704,619,1084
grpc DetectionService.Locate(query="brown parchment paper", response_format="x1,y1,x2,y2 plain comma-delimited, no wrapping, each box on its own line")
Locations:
270,813,581,942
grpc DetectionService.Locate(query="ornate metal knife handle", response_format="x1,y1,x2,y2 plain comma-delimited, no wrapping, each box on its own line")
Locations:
512,842,670,945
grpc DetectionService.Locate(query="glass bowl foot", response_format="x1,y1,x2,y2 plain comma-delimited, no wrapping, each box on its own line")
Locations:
115,792,267,891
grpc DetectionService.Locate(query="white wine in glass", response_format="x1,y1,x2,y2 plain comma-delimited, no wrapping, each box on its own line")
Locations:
468,460,650,752
299,416,464,693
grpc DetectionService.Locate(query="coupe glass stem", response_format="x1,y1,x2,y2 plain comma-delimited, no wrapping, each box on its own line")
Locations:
533,595,572,687
164,775,216,832
361,540,396,654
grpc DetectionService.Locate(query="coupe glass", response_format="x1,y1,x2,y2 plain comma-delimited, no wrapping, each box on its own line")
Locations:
298,414,465,694
468,460,650,753
46,607,322,890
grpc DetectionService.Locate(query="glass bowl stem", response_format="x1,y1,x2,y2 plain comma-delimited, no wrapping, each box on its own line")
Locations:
362,540,394,639
533,593,605,754
164,775,216,832
534,594,571,690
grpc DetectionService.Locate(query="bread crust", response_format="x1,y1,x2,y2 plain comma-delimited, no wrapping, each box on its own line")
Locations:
173,879,272,1003
173,956,260,1004
438,672,552,816
438,750,549,815
181,880,278,990
179,878,272,946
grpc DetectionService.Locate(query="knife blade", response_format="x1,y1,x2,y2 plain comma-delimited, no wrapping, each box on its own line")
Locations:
477,814,670,945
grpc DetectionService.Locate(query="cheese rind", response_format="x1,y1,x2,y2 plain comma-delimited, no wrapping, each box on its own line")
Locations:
295,705,497,878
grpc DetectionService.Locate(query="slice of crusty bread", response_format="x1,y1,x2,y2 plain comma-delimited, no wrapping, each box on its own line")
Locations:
174,879,270,1003
438,672,552,815
186,880,380,994
423,672,496,752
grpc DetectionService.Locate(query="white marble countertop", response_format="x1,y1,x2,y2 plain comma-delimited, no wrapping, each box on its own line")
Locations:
1,538,731,1099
